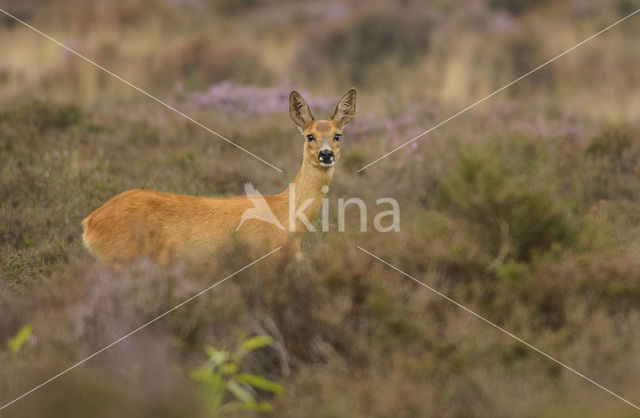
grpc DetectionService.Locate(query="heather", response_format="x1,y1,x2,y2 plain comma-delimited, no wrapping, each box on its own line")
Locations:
1,0,640,417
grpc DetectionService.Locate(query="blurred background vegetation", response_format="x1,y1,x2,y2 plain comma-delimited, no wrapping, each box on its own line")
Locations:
1,0,640,416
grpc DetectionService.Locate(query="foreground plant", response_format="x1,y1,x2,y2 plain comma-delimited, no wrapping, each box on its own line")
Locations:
6,324,33,354
190,336,284,416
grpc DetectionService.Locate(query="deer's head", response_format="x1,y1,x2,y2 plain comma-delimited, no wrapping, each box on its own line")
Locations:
289,88,356,168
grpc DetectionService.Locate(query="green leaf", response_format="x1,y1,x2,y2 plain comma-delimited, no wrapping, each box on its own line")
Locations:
220,363,238,375
242,401,275,412
236,373,284,394
210,350,229,367
239,336,273,353
190,368,223,389
204,345,219,358
222,400,274,413
253,401,275,412
7,325,32,354
227,380,255,404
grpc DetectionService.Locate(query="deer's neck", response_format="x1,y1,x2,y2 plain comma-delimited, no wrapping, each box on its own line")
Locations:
284,157,334,229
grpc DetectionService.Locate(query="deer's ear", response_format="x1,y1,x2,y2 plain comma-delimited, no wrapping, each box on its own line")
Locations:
331,88,356,128
289,91,314,128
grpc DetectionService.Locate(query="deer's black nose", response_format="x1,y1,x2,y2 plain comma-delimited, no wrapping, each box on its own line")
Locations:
318,150,334,165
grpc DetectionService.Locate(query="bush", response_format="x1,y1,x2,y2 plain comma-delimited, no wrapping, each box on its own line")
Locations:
583,125,640,202
298,12,435,84
152,36,269,90
488,0,550,15
437,137,577,262
0,99,84,132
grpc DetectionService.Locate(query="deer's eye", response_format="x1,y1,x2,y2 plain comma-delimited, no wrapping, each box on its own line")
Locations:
306,134,316,142
333,134,341,142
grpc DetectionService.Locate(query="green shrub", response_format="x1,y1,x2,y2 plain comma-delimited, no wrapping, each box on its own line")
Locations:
488,0,549,15
494,260,529,282
583,125,640,202
0,99,84,131
299,12,434,84
152,37,269,89
437,137,576,262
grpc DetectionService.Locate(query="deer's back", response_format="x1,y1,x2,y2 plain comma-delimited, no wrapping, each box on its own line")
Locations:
82,189,251,264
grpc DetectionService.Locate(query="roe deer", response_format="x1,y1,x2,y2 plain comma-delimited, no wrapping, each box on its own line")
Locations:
82,88,356,265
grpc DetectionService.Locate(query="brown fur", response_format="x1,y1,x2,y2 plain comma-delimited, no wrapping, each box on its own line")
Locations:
83,89,356,265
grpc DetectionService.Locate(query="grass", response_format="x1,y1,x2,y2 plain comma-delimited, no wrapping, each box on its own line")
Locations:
1,0,640,417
